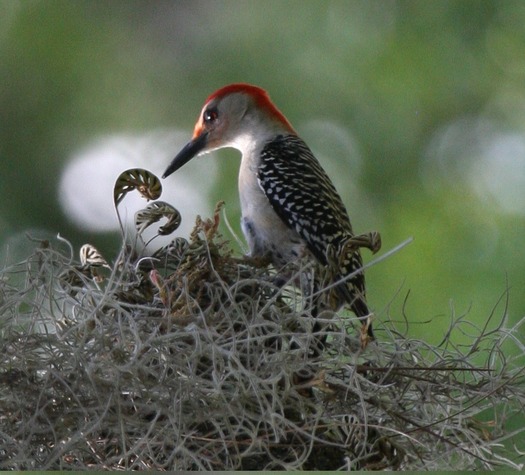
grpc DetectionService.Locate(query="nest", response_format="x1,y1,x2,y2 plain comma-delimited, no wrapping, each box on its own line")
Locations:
0,170,523,470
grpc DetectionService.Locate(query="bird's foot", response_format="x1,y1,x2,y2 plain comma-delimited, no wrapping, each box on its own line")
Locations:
360,314,375,349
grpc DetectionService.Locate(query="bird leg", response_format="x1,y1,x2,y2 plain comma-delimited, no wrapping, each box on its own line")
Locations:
359,314,374,349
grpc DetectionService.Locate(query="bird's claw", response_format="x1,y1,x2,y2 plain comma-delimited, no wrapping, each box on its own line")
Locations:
360,315,374,349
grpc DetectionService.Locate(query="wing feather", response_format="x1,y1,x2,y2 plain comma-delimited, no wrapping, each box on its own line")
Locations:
257,134,352,263
257,134,370,319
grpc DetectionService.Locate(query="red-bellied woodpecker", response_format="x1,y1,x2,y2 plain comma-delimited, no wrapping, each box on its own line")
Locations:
163,83,380,346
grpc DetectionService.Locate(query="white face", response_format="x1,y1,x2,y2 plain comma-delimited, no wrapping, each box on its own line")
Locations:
164,91,279,178
191,93,244,151
198,93,283,153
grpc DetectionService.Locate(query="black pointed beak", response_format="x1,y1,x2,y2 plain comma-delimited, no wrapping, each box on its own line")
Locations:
162,132,208,179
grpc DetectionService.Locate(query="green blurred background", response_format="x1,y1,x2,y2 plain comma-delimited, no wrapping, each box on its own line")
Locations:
1,0,524,345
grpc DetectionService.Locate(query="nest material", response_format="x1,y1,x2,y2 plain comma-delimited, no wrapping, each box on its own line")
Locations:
0,206,524,470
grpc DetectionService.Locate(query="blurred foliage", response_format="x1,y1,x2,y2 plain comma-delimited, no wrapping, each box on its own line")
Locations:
1,0,525,347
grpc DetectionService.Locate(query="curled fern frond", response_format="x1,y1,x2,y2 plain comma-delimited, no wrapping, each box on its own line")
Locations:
135,201,182,236
113,168,162,207
79,244,111,269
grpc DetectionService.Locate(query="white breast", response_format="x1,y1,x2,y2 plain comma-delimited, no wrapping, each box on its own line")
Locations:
238,156,305,266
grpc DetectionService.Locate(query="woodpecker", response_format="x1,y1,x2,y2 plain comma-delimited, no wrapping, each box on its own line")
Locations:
163,83,380,344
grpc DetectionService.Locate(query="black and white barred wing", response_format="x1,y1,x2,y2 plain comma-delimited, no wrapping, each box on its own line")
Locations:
257,134,354,264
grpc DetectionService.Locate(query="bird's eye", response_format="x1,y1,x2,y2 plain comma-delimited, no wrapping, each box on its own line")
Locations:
203,108,219,124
